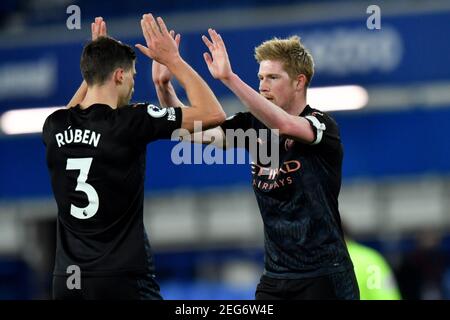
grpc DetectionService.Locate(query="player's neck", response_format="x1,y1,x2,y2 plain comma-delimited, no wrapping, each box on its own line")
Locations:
284,95,307,116
80,85,119,109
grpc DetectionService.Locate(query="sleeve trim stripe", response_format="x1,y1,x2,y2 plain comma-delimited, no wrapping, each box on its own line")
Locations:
305,115,326,145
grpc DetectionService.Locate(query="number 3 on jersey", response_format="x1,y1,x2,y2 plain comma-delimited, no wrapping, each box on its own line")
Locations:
66,158,99,219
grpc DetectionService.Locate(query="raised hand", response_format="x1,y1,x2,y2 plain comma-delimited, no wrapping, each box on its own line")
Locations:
202,28,233,81
152,30,181,85
91,17,107,41
135,14,180,67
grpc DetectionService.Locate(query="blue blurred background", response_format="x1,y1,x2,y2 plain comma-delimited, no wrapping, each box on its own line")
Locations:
1,0,450,300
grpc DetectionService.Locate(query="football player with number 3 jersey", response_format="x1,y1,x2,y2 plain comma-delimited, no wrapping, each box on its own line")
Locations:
43,15,225,299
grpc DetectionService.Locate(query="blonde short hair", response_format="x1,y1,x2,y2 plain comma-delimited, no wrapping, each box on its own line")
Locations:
254,35,314,86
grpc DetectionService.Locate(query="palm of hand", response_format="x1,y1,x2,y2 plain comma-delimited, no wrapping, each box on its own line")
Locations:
151,41,178,65
91,17,106,41
209,49,231,79
151,31,180,83
202,30,232,80
152,60,172,83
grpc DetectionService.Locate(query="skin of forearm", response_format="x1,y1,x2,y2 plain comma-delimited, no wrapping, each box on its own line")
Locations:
223,73,314,142
180,128,227,148
223,73,289,131
168,58,224,121
154,81,185,108
67,81,88,108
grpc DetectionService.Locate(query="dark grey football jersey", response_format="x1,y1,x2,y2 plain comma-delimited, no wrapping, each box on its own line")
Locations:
221,105,353,279
43,103,181,276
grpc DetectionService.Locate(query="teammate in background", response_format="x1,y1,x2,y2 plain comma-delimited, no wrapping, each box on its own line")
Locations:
42,15,225,299
346,238,401,300
152,29,359,299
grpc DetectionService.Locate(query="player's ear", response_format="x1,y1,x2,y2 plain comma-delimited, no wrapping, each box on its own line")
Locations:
295,74,307,91
113,68,125,84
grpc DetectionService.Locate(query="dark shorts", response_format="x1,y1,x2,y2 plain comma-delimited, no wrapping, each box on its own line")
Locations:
255,269,360,300
52,273,163,300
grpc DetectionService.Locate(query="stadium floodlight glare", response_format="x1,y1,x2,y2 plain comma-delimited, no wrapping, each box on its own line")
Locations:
308,85,368,112
0,85,367,135
0,106,63,135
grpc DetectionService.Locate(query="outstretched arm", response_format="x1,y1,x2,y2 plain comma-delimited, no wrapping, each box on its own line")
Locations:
136,14,225,132
202,29,314,143
152,31,185,108
66,81,88,109
66,17,107,108
151,30,229,146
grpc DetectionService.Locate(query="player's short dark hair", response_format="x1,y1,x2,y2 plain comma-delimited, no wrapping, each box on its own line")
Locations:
80,36,136,86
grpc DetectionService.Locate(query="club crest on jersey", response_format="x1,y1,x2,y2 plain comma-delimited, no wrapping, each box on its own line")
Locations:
147,104,167,118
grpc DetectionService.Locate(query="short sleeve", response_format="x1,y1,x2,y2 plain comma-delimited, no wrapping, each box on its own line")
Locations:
121,103,182,144
304,111,341,151
220,112,252,132
42,109,64,146
220,112,253,149
42,116,50,146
